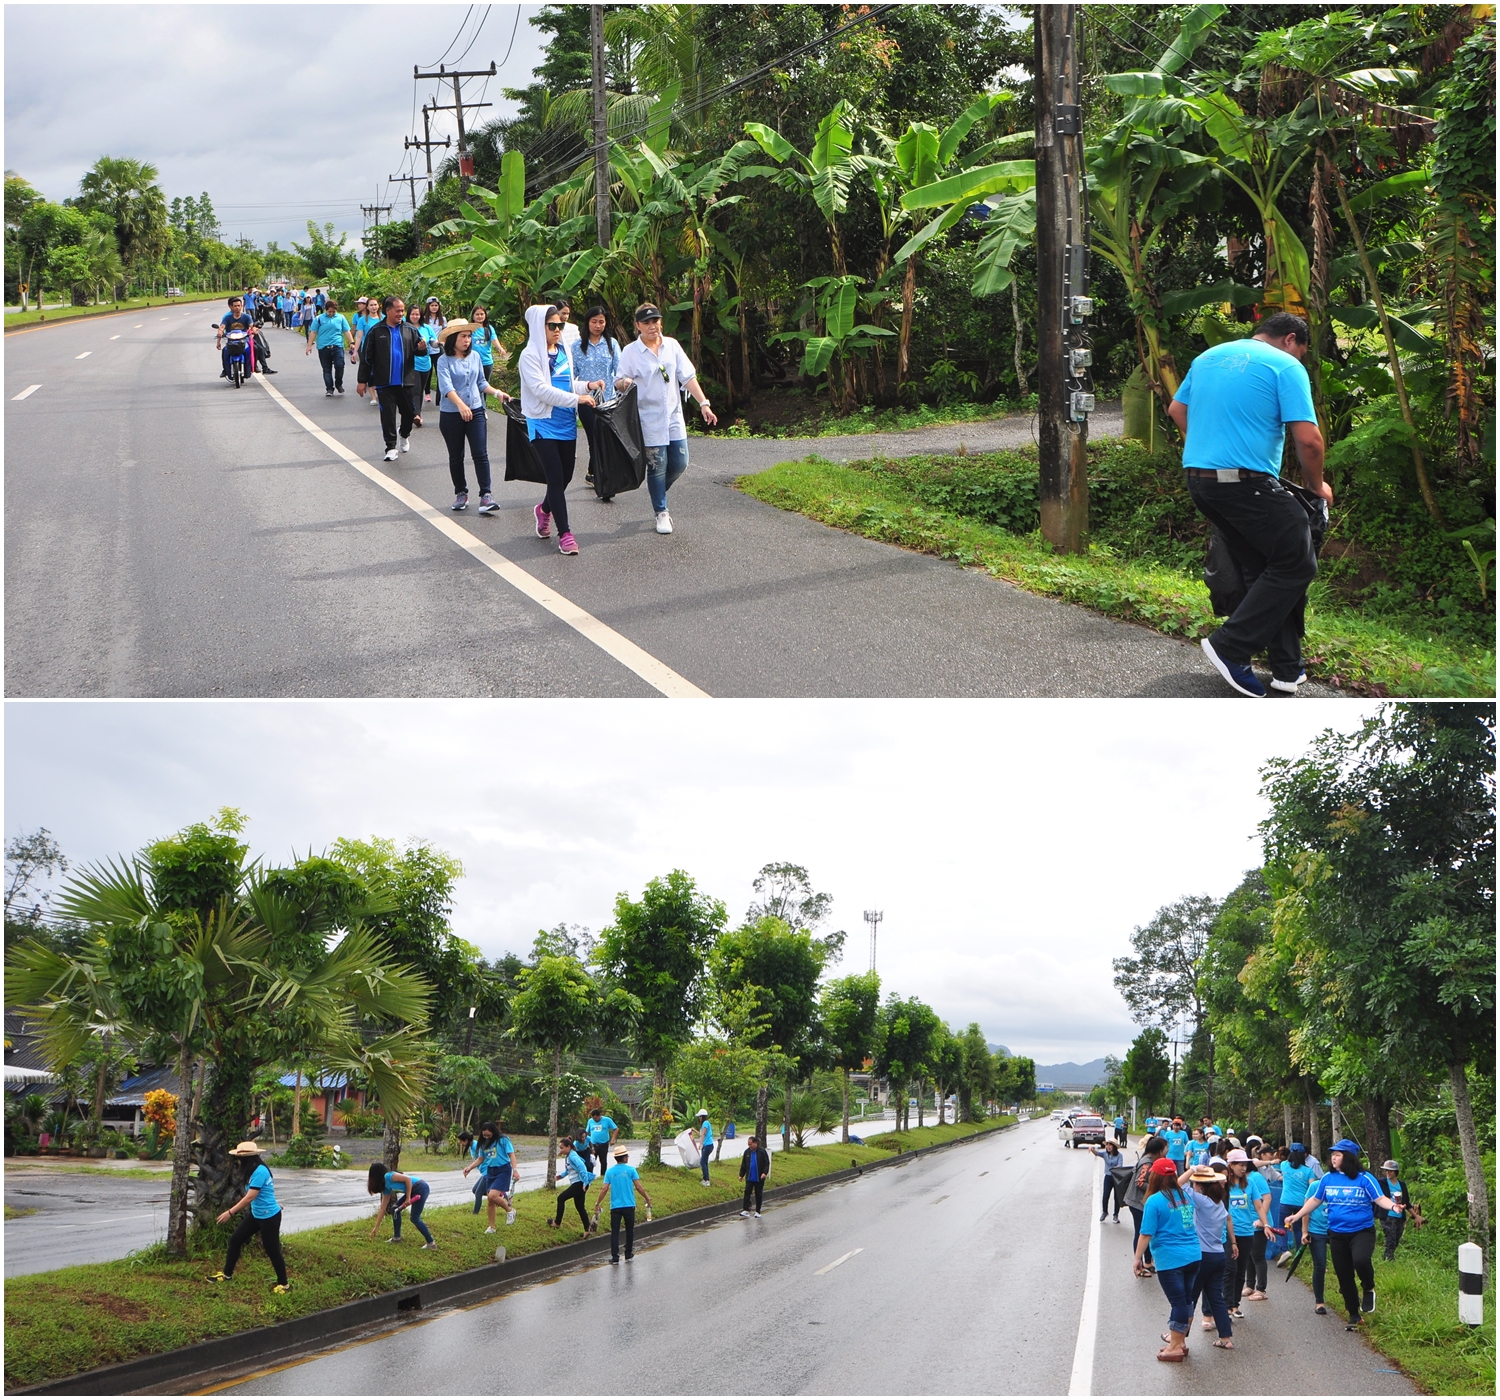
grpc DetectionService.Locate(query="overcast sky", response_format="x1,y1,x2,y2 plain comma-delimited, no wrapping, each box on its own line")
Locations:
5,699,1381,1065
5,5,551,251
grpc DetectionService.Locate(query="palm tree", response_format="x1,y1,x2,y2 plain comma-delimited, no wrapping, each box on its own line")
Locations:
77,157,168,283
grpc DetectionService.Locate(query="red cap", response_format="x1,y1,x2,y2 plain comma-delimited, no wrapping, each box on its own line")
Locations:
1150,1158,1180,1177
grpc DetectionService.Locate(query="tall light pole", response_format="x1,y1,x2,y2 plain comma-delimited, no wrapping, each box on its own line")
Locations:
863,909,883,972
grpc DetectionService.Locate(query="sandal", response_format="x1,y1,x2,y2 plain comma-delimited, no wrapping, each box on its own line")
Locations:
1212,1338,1234,1350
1156,1347,1187,1363
1314,1304,1328,1315
1201,1319,1217,1332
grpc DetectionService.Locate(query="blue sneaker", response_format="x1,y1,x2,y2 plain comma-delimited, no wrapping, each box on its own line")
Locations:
1201,637,1265,697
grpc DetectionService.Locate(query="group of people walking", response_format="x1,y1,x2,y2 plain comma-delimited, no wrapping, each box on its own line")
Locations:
1109,1120,1416,1362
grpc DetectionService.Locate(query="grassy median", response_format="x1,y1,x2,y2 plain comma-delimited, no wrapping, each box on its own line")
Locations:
3,290,225,331
3,1117,1011,1389
737,450,1494,698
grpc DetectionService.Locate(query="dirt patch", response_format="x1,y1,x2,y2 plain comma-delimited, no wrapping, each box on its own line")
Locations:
71,1292,154,1323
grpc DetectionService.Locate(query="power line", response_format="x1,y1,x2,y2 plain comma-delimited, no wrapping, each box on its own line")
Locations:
427,4,474,68
452,3,493,67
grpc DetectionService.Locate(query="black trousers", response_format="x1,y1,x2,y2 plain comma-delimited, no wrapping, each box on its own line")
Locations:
555,1180,589,1228
1381,1215,1406,1260
533,437,576,537
610,1205,636,1259
225,1208,287,1285
1188,474,1318,678
1329,1227,1376,1322
1129,1204,1152,1264
1230,1232,1260,1302
439,410,491,494
742,1178,764,1213
376,385,416,448
1100,1174,1122,1217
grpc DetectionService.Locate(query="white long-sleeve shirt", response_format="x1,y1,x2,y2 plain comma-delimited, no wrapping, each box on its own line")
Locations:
617,334,696,445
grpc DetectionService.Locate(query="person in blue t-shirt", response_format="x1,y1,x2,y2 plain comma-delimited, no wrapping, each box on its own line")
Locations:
463,1120,520,1232
691,1109,715,1185
739,1134,771,1217
553,1132,596,1234
1274,1142,1320,1261
367,1161,435,1246
1168,310,1330,699
586,1104,619,1177
1223,1149,1274,1309
1134,1158,1202,1360
1377,1159,1420,1261
208,1141,290,1290
1284,1139,1395,1330
305,298,353,395
591,1146,653,1262
1162,1118,1190,1168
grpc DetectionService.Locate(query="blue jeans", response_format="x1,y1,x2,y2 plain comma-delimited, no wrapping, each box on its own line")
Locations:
317,345,345,391
392,1179,432,1243
1308,1232,1328,1303
1191,1250,1232,1337
1156,1260,1200,1338
1279,1200,1304,1250
645,440,688,514
700,1142,713,1182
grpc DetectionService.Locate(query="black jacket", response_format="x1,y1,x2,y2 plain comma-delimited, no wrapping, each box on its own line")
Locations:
738,1145,770,1180
356,319,422,389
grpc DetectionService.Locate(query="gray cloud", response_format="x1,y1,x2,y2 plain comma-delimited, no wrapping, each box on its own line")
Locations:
4,699,1380,1064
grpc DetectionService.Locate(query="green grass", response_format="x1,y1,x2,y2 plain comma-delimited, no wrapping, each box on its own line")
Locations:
5,1161,171,1180
5,1206,37,1220
3,290,225,330
696,398,1020,441
1288,1230,1496,1396
737,453,1494,698
2,1117,1011,1388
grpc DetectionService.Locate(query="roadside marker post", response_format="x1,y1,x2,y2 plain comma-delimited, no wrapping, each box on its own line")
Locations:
1459,1241,1483,1326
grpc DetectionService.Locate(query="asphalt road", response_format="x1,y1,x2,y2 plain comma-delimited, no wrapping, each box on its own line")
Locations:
4,313,1316,698
220,1118,1412,1396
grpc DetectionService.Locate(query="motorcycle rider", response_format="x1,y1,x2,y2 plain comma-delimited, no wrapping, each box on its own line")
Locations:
217,296,255,379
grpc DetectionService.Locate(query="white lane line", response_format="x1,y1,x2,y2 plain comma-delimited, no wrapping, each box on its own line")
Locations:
814,1247,863,1276
109,334,121,340
12,384,41,400
254,377,709,699
1067,1156,1103,1396
75,351,91,359
133,323,143,327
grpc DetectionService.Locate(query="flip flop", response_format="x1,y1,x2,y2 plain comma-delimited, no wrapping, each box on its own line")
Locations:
1212,1338,1234,1349
1156,1348,1187,1363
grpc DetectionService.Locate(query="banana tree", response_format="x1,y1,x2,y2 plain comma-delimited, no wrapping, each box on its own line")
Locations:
770,274,894,411
896,159,1038,298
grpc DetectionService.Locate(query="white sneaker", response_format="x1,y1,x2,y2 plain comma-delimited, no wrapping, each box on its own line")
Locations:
1269,671,1306,693
399,435,411,454
383,447,398,462
753,1212,762,1218
739,1210,751,1218
506,1209,517,1225
655,510,673,534
485,1226,496,1234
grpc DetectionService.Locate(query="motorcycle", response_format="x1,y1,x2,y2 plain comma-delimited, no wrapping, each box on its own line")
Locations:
215,322,255,388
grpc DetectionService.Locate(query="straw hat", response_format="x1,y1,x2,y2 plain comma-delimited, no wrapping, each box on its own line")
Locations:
441,318,476,344
1183,1164,1226,1183
228,1140,264,1157
613,1146,629,1160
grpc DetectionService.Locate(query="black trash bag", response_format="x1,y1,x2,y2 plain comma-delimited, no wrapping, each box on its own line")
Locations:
1202,477,1331,616
504,400,547,484
588,385,647,499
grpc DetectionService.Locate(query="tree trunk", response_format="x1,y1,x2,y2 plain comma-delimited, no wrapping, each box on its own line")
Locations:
1284,1102,1294,1149
166,1047,197,1258
937,1085,946,1127
1306,1082,1321,1160
841,1066,850,1145
783,1074,793,1152
1366,1097,1393,1169
897,257,917,391
1448,1059,1491,1278
291,1067,302,1139
93,1033,109,1125
739,295,752,404
382,1111,402,1175
917,1079,925,1129
646,1062,665,1167
1011,278,1027,396
755,1081,769,1152
1330,1096,1342,1145
546,1047,561,1191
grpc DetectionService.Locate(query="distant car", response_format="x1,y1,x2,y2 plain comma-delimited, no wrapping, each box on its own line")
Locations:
1050,1109,1068,1121
165,287,184,298
1059,1114,1107,1148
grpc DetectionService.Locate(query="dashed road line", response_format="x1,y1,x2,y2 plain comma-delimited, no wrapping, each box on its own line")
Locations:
814,1247,863,1275
75,351,91,359
12,384,41,400
254,376,709,699
110,334,121,340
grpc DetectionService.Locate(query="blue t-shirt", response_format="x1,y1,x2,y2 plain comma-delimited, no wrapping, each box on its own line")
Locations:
1384,1178,1408,1218
564,1149,591,1187
415,321,439,371
1175,337,1318,475
699,1120,714,1148
1163,1129,1189,1163
477,1136,514,1172
221,311,252,333
472,324,496,367
587,1116,617,1145
604,1162,639,1208
528,345,577,441
385,325,405,387
1310,1170,1385,1233
1141,1189,1202,1270
1280,1162,1318,1209
1308,1197,1330,1235
312,313,350,351
748,1150,762,1182
384,1171,423,1196
354,313,378,341
1227,1170,1270,1235
248,1162,279,1218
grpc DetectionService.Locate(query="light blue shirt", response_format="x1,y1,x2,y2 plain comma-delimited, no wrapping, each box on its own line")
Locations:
1280,1162,1318,1209
588,1115,617,1145
437,351,490,412
1228,1170,1270,1235
472,323,496,366
1141,1189,1202,1271
604,1162,639,1209
248,1163,279,1218
1175,337,1318,475
699,1119,714,1148
312,313,350,351
1163,1129,1189,1163
413,321,438,371
528,345,577,441
571,334,620,404
564,1149,591,1187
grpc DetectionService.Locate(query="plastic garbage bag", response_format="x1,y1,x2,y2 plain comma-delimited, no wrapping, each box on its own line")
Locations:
504,400,548,484
588,385,646,499
673,1129,699,1167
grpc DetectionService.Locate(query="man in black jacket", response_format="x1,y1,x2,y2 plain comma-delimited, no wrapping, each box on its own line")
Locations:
738,1135,771,1218
357,296,422,461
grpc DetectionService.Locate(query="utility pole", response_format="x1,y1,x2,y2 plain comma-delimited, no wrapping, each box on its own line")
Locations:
1034,4,1092,554
413,61,497,194
405,103,452,196
388,173,421,215
863,909,883,973
591,4,611,248
361,200,393,263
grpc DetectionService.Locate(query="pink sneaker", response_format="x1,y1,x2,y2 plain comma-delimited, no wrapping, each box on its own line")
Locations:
557,532,579,555
534,504,551,538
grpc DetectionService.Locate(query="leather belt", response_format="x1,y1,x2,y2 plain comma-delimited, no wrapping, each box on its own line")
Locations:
1184,467,1274,483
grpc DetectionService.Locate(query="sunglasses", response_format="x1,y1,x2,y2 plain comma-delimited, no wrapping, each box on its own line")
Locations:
545,322,565,331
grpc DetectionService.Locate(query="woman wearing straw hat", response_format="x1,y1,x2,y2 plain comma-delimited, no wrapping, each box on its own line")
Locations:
1183,1162,1236,1348
206,1140,290,1293
437,319,512,515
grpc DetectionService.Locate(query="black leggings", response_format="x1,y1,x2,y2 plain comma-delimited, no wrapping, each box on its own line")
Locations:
418,365,433,401
1329,1228,1376,1322
1230,1233,1261,1301
439,410,492,494
742,1178,764,1213
555,1180,589,1228
1101,1174,1122,1217
225,1209,287,1285
533,437,576,537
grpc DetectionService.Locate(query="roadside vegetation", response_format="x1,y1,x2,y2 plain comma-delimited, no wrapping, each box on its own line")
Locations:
740,440,1493,696
3,289,222,330
2,1116,1012,1390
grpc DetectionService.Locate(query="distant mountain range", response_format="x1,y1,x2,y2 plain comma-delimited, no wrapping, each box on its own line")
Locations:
1033,1058,1110,1087
987,1043,1012,1058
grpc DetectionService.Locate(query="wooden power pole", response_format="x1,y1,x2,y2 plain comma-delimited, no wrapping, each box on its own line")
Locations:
361,200,393,263
405,103,452,196
413,61,497,195
591,4,611,248
1034,4,1093,554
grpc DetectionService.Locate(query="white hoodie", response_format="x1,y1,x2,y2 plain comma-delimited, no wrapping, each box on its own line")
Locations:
519,304,581,422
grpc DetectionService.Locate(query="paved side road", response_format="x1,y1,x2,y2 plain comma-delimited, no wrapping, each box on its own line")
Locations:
221,1119,1411,1396
4,315,1326,698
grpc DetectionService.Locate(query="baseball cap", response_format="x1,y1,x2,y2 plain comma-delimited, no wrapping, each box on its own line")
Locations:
1332,1138,1363,1155
1226,1148,1250,1163
634,303,662,321
1149,1158,1180,1177
1382,1159,1400,1172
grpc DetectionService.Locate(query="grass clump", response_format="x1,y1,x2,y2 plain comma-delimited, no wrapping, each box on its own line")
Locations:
3,1118,1011,1389
737,444,1494,697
